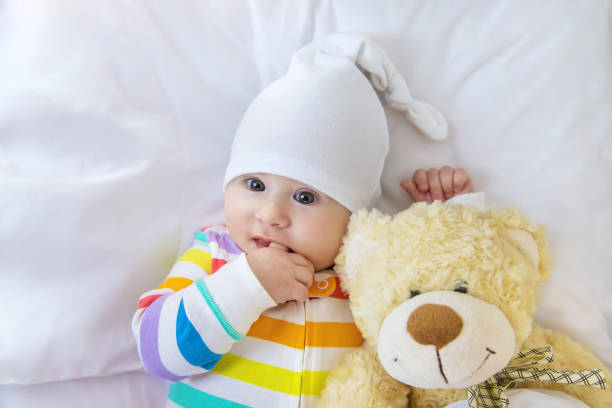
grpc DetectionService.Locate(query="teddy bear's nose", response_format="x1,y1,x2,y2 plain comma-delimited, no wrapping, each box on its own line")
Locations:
406,304,463,349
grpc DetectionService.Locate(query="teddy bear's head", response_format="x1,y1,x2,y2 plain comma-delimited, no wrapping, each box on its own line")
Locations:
334,201,551,389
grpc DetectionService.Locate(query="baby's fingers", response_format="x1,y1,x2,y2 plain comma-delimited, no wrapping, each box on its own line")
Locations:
440,166,455,199
427,169,444,201
291,281,310,302
294,265,315,289
288,253,315,274
400,179,427,202
453,168,474,194
412,169,429,192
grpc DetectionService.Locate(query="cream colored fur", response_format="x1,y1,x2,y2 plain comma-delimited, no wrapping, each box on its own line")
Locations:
318,202,611,408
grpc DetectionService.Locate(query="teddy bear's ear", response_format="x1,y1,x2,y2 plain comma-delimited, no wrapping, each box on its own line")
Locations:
343,234,380,290
504,229,540,269
502,224,551,283
489,206,551,282
335,209,389,293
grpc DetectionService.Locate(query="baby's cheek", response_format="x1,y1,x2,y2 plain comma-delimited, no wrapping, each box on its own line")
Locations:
316,234,346,270
298,208,349,269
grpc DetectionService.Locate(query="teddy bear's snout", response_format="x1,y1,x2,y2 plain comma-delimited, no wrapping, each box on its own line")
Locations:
379,292,517,388
406,304,463,349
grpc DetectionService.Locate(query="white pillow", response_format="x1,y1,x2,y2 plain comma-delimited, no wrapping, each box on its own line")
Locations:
1,0,610,385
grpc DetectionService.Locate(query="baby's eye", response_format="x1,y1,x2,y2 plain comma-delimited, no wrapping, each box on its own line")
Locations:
294,190,318,205
246,178,265,192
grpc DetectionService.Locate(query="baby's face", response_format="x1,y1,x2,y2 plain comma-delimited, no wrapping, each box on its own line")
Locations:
224,173,351,271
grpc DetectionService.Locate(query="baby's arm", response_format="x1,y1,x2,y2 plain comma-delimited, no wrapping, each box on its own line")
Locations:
131,227,276,381
401,166,473,203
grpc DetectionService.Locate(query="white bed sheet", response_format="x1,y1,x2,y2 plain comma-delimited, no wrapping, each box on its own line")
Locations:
1,0,611,407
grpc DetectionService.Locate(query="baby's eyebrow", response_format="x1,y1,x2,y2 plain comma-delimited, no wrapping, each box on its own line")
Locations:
241,173,265,181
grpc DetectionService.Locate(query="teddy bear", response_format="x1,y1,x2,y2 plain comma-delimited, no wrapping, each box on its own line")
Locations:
319,195,610,408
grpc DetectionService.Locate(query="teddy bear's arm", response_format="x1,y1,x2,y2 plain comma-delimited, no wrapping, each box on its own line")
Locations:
318,345,411,408
521,324,612,408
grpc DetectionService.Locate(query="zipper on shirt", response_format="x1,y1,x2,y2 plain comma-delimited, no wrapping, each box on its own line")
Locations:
298,298,311,407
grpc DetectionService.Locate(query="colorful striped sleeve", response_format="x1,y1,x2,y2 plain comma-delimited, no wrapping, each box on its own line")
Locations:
131,227,276,381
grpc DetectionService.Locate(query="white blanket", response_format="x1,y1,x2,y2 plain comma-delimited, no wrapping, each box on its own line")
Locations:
1,1,610,407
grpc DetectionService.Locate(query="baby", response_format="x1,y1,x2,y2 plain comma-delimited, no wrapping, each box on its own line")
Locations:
133,33,473,408
229,168,472,305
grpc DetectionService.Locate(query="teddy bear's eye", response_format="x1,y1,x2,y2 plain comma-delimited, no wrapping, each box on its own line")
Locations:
409,290,421,298
454,280,468,294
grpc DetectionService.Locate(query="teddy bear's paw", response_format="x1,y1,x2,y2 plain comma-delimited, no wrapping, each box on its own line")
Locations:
409,388,465,408
319,347,411,408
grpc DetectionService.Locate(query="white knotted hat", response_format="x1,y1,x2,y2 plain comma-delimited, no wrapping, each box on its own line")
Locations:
224,32,448,212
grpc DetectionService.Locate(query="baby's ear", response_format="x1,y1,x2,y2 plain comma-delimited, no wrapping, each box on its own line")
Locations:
334,209,390,294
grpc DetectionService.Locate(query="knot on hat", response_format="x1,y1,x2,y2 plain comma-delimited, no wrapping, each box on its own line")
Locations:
318,32,448,141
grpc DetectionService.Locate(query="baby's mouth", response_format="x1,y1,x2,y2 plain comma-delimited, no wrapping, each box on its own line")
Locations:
253,237,294,252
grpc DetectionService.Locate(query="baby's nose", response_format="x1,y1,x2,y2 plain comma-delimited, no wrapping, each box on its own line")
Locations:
406,304,463,349
256,201,290,228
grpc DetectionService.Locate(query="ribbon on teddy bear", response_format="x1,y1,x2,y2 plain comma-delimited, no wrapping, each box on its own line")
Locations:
467,346,606,408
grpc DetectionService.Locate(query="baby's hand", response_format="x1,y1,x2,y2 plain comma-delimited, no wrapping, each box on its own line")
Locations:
246,248,315,304
400,166,473,203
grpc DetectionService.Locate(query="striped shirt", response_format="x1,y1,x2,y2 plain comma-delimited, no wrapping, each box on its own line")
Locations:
132,225,363,408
